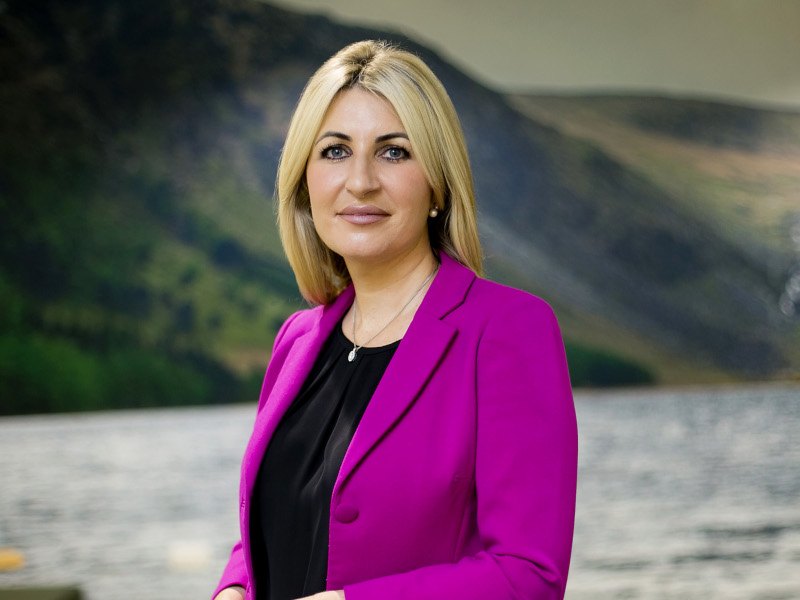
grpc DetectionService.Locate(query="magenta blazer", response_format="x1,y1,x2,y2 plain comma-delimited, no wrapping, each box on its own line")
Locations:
213,252,578,600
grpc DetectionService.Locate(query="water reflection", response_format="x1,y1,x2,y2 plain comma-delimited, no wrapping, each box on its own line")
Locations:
1,386,799,599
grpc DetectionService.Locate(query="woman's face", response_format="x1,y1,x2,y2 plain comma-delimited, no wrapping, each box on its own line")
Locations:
305,87,434,267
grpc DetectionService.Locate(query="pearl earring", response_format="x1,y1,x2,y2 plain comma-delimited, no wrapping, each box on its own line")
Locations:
429,207,439,218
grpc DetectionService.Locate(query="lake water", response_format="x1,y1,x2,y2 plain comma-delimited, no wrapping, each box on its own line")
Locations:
1,384,798,599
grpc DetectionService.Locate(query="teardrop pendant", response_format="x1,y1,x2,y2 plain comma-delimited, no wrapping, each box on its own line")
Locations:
348,349,357,362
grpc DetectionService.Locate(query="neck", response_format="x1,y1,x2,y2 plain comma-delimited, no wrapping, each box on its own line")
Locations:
344,247,439,341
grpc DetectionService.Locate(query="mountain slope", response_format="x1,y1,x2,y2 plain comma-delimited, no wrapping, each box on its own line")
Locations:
507,93,800,374
1,0,797,414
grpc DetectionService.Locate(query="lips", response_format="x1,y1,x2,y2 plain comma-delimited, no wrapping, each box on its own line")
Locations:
337,204,390,225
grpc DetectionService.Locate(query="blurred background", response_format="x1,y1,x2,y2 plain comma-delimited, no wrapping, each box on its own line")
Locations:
1,1,798,598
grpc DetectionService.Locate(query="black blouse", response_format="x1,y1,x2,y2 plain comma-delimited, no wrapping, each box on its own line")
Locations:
250,320,400,600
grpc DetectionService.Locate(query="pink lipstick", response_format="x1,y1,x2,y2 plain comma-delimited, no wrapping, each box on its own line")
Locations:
338,205,389,225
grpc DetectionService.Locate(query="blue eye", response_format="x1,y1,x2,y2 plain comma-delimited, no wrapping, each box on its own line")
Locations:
322,145,349,160
383,146,410,162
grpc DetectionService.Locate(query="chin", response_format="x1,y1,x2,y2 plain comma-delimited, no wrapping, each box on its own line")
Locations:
338,249,392,264
322,237,388,260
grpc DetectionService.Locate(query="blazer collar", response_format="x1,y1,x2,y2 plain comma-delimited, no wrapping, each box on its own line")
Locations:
244,252,477,494
243,288,353,492
333,252,476,492
323,250,475,326
417,251,476,319
301,250,475,341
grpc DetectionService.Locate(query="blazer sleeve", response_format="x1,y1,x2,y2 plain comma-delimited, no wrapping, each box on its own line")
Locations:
343,296,578,600
211,309,304,599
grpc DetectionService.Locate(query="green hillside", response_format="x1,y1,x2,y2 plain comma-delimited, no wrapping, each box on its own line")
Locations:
1,1,797,414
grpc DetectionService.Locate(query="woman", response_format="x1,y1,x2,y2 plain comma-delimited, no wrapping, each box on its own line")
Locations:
213,40,577,600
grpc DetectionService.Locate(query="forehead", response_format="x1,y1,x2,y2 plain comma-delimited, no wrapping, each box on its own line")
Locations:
319,87,405,133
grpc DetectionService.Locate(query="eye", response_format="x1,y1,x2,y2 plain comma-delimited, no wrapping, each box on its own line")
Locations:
381,146,410,162
321,144,350,161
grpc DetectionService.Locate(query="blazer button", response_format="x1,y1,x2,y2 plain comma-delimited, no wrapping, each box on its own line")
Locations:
333,504,359,523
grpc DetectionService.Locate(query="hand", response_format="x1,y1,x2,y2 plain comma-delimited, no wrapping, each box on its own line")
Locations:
295,591,345,600
214,586,245,600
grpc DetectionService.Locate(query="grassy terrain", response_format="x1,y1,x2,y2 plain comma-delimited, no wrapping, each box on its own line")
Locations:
2,1,798,414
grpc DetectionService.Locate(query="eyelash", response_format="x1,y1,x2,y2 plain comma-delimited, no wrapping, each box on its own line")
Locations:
319,144,410,162
382,146,410,162
320,144,349,161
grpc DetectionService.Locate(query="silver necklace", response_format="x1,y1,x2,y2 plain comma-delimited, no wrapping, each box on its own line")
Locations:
348,265,438,362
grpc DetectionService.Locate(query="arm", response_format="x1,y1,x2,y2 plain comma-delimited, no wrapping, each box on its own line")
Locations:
211,540,248,600
343,297,578,599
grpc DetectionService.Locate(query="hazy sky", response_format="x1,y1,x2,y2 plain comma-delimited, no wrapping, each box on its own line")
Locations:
274,0,800,110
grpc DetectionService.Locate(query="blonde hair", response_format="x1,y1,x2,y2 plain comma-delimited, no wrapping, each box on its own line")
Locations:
277,40,483,304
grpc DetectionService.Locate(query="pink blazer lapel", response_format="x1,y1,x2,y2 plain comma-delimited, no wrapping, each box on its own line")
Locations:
333,253,476,493
242,287,355,493
242,253,476,496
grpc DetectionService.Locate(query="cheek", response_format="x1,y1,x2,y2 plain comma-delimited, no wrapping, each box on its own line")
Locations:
387,165,431,204
306,165,341,204
403,175,434,219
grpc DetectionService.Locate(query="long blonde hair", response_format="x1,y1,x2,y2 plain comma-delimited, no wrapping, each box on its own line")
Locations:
277,40,482,305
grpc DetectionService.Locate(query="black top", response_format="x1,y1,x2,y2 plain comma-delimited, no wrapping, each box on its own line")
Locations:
250,320,400,600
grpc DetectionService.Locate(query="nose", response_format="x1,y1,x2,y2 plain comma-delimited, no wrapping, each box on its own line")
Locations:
345,154,379,198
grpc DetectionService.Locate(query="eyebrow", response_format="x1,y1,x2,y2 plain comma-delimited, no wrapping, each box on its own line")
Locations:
314,131,409,144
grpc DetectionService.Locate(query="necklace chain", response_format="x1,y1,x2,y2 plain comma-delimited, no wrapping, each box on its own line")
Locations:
348,265,438,362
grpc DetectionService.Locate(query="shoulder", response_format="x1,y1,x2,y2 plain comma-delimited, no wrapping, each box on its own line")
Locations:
463,275,560,333
470,276,555,313
467,278,572,392
436,252,558,329
272,304,323,349
272,285,353,351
